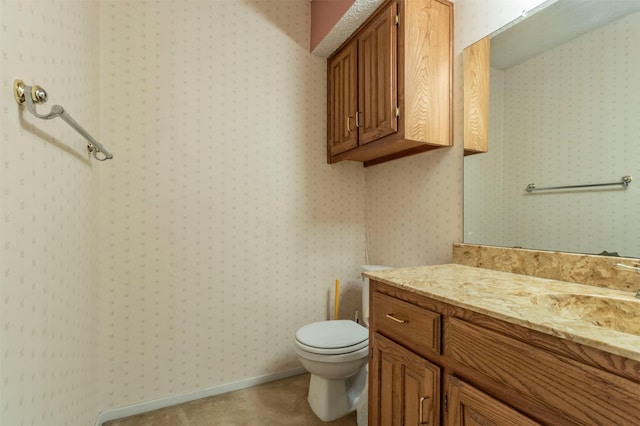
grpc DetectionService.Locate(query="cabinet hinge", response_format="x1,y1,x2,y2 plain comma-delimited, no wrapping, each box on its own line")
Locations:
444,394,448,411
396,107,400,118
395,14,399,25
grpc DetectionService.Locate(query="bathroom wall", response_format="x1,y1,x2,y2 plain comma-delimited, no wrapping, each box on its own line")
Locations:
464,10,640,257
98,0,366,411
364,0,546,267
0,1,102,425
0,0,559,423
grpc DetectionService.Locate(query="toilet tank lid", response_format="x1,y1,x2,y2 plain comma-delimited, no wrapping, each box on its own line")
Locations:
295,320,368,349
361,265,392,272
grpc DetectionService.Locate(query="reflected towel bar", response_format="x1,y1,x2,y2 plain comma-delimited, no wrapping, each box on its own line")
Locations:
13,79,113,161
525,176,632,193
613,263,640,273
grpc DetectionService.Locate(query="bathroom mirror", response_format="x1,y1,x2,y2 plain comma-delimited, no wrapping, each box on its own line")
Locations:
463,0,640,258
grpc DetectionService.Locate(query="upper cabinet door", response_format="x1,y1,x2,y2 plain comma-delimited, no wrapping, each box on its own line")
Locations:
357,2,398,145
328,40,358,156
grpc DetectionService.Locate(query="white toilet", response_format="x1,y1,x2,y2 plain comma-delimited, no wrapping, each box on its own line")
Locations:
293,265,391,423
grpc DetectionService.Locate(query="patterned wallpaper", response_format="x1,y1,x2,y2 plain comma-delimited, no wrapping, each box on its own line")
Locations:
0,1,101,425
365,0,545,267
465,10,640,257
97,0,366,410
0,0,558,423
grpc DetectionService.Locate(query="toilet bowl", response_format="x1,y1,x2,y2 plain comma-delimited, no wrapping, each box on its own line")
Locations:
294,265,392,423
294,320,369,422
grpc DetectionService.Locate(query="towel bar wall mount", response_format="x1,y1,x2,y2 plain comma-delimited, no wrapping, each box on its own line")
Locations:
13,79,113,161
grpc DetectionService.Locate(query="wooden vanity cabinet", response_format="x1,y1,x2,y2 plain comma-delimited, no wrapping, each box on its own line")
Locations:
327,0,453,167
369,280,640,425
370,333,440,426
446,376,540,426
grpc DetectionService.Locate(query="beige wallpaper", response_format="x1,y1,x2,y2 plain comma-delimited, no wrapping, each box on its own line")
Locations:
97,0,366,410
0,0,558,423
0,1,101,425
365,0,546,267
465,10,640,257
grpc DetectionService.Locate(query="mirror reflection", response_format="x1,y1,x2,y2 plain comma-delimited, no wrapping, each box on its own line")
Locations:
464,0,640,258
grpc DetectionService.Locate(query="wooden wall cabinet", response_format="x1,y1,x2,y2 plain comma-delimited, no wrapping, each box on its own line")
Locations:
327,0,453,167
369,280,640,425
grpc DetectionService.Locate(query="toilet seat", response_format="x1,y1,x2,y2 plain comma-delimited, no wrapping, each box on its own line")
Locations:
295,320,368,355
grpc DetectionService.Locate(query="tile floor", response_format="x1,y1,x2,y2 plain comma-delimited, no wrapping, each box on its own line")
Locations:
103,373,358,426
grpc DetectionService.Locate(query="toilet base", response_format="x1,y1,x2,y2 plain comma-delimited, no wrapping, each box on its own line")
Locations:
307,366,367,422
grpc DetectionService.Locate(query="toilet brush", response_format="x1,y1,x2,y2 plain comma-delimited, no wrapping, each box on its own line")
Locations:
334,279,340,320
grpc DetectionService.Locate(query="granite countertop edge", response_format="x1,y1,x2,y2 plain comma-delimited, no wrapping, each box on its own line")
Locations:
364,264,640,363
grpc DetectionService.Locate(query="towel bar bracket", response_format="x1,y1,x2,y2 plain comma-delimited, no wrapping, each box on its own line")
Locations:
13,80,48,106
12,79,113,161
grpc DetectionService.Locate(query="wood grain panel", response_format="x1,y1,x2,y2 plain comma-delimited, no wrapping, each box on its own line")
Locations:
446,318,640,425
373,292,441,357
404,357,440,426
328,40,358,156
370,333,440,426
326,0,453,166
446,376,540,426
463,36,490,154
405,0,452,146
358,2,397,145
380,350,396,425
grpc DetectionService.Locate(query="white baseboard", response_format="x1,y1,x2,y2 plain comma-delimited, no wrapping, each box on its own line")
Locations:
95,367,307,426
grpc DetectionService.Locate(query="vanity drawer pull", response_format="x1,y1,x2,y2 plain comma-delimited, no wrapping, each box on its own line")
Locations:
386,314,408,323
374,292,441,355
419,396,430,425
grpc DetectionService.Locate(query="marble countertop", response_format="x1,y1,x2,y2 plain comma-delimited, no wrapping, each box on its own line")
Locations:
364,264,640,362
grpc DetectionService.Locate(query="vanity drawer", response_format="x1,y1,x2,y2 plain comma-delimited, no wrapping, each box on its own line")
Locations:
373,292,441,356
446,317,640,425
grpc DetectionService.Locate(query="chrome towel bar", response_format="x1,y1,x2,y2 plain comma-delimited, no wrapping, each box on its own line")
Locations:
613,263,640,273
525,175,631,193
13,79,113,161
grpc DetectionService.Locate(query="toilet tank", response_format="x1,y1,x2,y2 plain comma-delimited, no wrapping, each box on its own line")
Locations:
361,265,392,327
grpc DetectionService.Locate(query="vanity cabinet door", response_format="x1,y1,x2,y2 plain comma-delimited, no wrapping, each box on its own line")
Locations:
446,376,540,426
370,332,440,426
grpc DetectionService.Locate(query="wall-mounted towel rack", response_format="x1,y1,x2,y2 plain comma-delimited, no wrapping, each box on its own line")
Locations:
525,175,632,193
13,79,113,161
